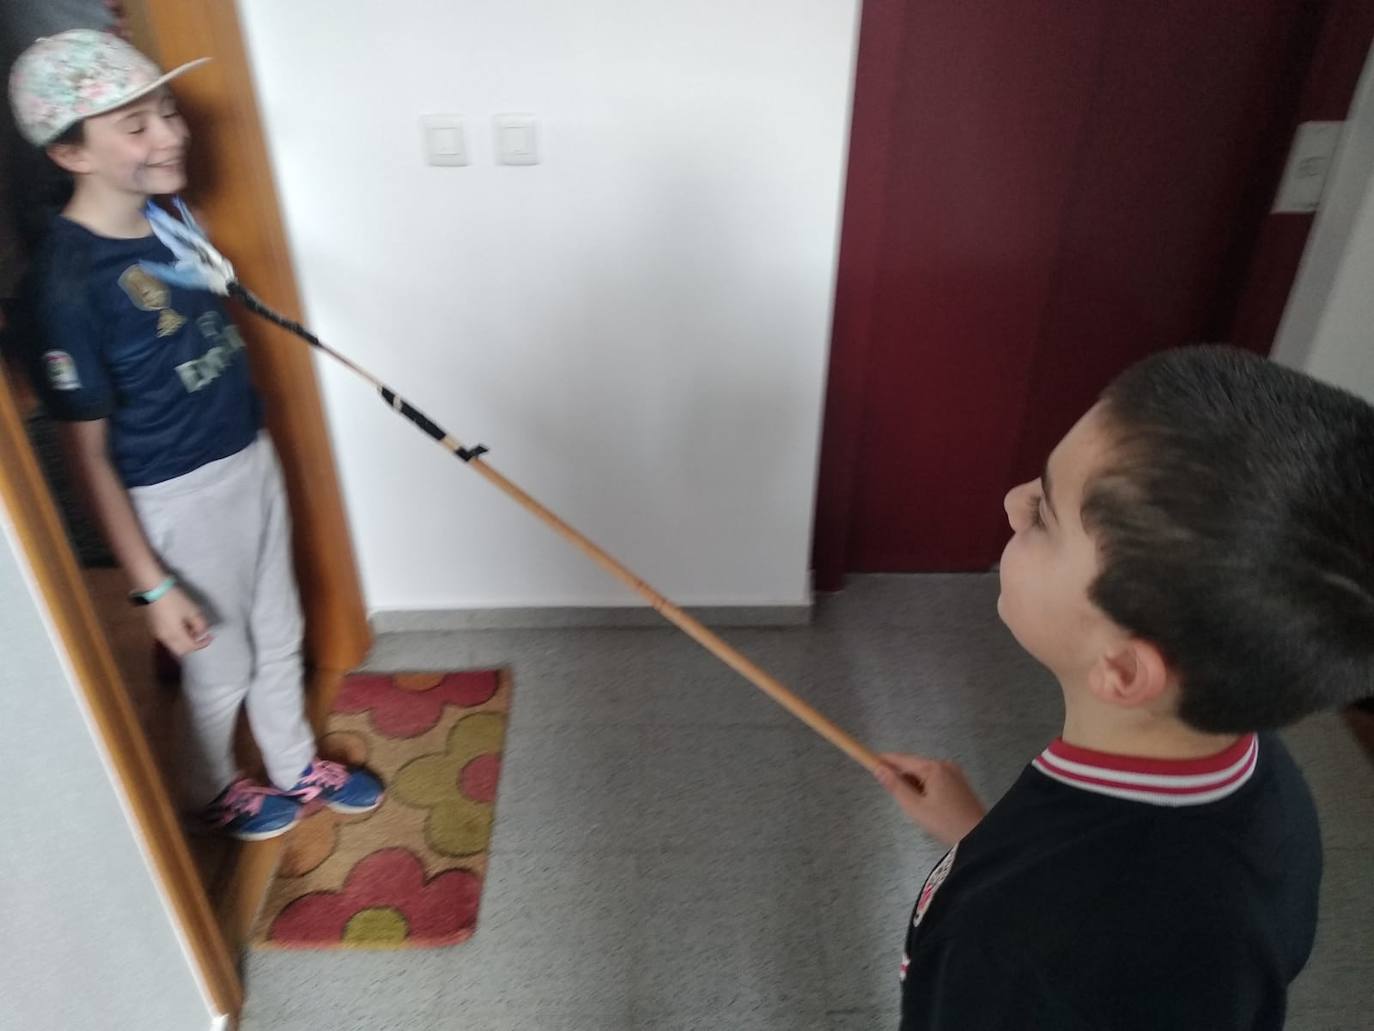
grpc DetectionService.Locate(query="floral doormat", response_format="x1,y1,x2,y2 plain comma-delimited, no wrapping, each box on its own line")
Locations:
250,670,510,950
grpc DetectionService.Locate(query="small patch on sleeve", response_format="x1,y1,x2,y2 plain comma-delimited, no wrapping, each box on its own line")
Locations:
43,350,82,391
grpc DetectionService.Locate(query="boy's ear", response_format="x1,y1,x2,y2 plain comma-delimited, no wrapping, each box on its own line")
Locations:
1090,637,1172,709
46,143,90,175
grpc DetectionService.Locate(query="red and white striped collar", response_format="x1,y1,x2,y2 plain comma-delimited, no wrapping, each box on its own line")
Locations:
1032,733,1259,807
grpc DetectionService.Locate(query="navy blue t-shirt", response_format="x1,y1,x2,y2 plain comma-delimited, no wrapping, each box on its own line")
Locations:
17,216,261,487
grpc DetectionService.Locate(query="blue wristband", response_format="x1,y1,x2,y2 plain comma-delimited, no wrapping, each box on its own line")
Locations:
130,575,178,606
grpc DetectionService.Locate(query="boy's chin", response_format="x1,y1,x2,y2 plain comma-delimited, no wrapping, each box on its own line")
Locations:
995,593,1027,646
996,597,1052,666
995,590,1013,627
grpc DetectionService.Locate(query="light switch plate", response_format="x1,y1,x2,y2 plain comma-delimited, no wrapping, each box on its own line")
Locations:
495,114,539,166
422,115,468,167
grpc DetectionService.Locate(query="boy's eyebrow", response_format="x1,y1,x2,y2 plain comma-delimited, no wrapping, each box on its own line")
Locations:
1041,461,1058,523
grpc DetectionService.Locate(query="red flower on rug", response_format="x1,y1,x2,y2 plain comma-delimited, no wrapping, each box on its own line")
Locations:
267,847,482,948
335,672,500,737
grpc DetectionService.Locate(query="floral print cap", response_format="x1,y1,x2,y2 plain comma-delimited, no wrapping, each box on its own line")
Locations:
8,28,209,146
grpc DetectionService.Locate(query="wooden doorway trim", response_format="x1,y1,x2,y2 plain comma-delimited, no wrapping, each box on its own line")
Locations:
125,0,371,679
0,373,242,1017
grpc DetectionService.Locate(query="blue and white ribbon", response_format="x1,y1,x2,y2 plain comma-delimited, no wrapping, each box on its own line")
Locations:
139,196,237,296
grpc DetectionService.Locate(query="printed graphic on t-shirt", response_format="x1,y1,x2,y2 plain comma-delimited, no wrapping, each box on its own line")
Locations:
43,350,81,391
118,265,171,311
175,312,248,393
119,265,188,338
901,843,959,984
157,309,188,337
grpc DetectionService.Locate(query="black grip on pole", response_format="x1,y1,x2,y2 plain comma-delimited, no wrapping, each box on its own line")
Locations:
228,283,492,463
229,282,323,348
379,387,488,462
379,386,444,440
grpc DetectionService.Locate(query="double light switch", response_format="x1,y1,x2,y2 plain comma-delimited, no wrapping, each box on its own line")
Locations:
423,114,539,167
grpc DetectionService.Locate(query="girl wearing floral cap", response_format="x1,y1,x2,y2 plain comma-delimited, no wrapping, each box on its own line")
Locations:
8,29,383,838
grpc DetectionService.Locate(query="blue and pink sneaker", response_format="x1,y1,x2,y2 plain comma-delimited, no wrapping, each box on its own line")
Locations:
287,758,384,814
202,776,302,841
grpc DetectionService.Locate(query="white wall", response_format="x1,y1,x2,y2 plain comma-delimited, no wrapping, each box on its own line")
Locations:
237,0,860,613
0,510,217,1029
1273,44,1374,403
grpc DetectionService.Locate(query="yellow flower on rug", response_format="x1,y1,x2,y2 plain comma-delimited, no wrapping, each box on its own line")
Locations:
392,711,506,857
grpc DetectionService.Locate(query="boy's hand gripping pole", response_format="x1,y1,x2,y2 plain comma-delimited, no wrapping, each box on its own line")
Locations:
139,199,881,774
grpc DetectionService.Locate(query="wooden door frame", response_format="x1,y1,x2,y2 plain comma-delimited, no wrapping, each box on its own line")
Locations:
812,0,1374,590
1,1,372,1021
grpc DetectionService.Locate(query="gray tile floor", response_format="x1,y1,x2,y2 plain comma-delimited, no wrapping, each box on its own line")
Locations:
240,575,1374,1030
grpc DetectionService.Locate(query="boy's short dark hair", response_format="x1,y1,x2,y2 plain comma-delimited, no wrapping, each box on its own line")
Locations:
1083,345,1374,732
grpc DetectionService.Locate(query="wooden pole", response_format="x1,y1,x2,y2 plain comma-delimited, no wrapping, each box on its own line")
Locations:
470,457,883,773
234,287,881,774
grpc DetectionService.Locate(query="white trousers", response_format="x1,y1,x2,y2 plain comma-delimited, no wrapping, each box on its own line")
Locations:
130,433,315,806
